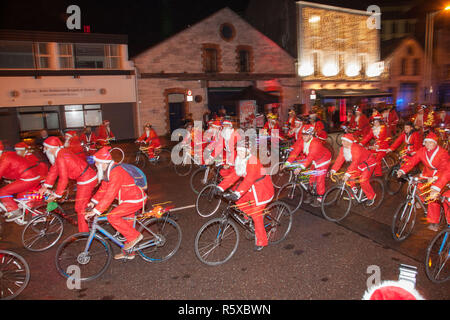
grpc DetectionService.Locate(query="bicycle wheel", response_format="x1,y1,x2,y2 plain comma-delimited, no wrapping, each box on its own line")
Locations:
391,200,416,242
381,153,397,176
55,233,112,282
137,217,182,262
270,162,292,189
190,166,215,194
173,162,192,177
321,186,352,222
264,201,292,244
362,178,385,212
22,210,64,252
134,152,146,170
156,149,171,168
196,184,222,218
425,228,450,283
335,132,344,146
385,165,403,195
194,218,239,266
0,250,30,300
276,182,304,213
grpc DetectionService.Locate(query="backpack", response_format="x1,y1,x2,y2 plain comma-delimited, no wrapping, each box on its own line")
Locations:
111,163,148,190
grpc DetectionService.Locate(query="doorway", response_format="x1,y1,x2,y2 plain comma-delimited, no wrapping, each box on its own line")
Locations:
168,93,186,133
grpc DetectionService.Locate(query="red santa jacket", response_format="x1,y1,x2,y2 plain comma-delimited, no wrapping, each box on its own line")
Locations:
360,125,391,152
331,143,377,176
80,132,98,152
218,155,274,206
287,125,303,141
388,130,423,155
44,148,97,197
350,114,371,137
263,122,284,139
0,151,41,183
136,129,161,148
23,151,48,181
91,163,147,214
430,167,450,193
97,125,115,144
286,137,331,169
65,135,85,157
399,145,450,178
209,130,241,165
383,109,399,132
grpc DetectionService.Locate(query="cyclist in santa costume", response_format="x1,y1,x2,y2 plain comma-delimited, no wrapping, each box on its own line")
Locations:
397,131,450,231
284,124,332,207
80,126,98,155
64,130,85,159
38,136,97,233
387,121,423,160
136,123,161,160
216,142,274,251
360,113,391,177
330,133,378,206
88,147,147,260
14,142,48,183
97,120,115,146
0,141,42,222
351,106,371,140
381,106,399,136
429,167,450,226
287,117,304,141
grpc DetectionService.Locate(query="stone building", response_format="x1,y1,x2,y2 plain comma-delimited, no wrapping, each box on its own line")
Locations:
132,7,299,137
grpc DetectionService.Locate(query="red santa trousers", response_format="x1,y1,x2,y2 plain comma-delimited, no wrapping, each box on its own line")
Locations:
236,193,268,247
418,182,443,224
0,179,40,212
308,163,330,197
443,190,450,224
372,151,387,177
347,166,376,200
75,180,98,233
107,201,144,243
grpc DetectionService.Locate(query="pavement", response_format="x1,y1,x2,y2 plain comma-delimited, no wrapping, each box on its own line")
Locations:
1,137,449,301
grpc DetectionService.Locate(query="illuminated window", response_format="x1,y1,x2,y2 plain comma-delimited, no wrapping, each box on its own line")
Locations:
105,44,121,69
58,43,74,69
35,43,50,69
64,104,102,128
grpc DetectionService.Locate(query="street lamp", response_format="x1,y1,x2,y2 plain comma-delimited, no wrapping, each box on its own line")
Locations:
424,5,450,103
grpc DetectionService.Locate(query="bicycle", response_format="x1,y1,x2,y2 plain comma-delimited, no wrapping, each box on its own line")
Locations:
425,194,450,283
21,195,74,252
0,249,30,300
384,150,418,195
55,205,182,282
320,172,385,222
268,141,294,189
190,162,223,195
0,192,50,226
195,165,225,218
194,192,292,266
134,142,171,170
391,174,431,242
172,147,204,177
276,164,326,213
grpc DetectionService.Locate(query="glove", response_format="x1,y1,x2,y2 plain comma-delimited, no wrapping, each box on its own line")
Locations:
213,186,223,197
230,191,241,201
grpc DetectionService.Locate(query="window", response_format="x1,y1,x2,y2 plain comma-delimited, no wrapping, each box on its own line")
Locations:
219,23,236,42
203,46,219,73
413,58,420,76
17,106,60,132
64,104,102,128
105,44,121,69
58,43,74,69
74,43,106,68
238,50,250,73
35,43,50,68
0,41,34,68
401,58,407,75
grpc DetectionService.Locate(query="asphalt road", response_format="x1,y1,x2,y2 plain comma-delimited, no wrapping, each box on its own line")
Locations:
1,138,449,301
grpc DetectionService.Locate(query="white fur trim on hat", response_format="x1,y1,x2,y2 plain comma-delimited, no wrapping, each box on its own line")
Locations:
341,137,354,144
93,156,113,164
362,280,425,300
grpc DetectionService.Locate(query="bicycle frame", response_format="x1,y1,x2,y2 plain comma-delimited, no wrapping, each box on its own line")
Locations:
0,198,47,225
404,177,427,213
84,214,166,254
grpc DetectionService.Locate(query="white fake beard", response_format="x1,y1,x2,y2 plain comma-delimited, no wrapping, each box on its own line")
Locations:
64,138,70,148
343,147,352,162
221,128,233,141
45,149,56,165
145,130,150,137
96,163,106,182
373,125,381,137
235,154,249,177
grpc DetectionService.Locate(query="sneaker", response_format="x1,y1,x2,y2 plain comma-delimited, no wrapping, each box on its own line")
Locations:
254,245,264,252
122,233,143,251
310,197,322,208
114,251,136,260
5,209,23,222
427,223,440,232
366,194,377,207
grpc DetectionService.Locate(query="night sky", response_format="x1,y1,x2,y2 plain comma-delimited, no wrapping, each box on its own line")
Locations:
0,0,447,57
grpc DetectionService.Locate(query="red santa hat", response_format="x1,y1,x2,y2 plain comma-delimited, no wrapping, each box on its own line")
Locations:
93,146,113,163
341,133,355,144
362,280,425,300
65,130,77,137
353,105,361,113
423,131,439,145
103,120,110,125
14,142,28,151
43,136,63,149
222,120,233,127
210,120,222,128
